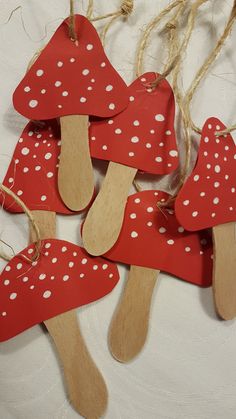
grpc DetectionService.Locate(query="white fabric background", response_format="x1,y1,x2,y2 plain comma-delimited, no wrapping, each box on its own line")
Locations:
0,1,236,418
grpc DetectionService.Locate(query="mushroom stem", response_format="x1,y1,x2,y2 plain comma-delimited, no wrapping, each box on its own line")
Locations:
109,265,159,362
58,115,95,211
213,222,236,320
29,210,108,418
83,162,137,255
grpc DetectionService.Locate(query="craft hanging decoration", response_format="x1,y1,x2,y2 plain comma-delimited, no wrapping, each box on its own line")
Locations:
0,239,119,342
103,189,212,362
13,14,129,212
83,72,178,256
175,117,236,320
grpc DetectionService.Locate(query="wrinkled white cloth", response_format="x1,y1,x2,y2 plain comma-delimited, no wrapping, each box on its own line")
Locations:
0,1,236,418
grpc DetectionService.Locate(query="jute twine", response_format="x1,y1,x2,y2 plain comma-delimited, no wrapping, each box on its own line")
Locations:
92,0,134,46
0,185,41,263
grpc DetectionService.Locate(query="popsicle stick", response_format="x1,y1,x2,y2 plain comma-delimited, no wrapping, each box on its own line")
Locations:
58,115,94,211
29,210,108,418
83,162,137,256
109,265,159,362
213,222,236,320
45,310,108,418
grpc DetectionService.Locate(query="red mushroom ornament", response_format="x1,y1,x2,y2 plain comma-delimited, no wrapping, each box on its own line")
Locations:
0,122,107,418
175,117,236,320
83,72,178,256
13,14,129,211
0,239,119,418
102,190,212,362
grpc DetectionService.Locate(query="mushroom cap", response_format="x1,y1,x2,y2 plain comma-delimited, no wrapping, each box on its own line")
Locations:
0,239,119,342
0,120,90,214
104,190,212,287
89,72,178,175
13,15,128,120
175,117,236,231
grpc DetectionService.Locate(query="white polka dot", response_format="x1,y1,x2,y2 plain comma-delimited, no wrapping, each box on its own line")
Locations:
91,136,96,141
129,96,134,102
207,164,211,169
167,240,174,245
47,172,53,178
17,263,22,270
183,200,190,206
80,97,86,103
129,152,134,157
17,190,23,196
52,258,57,263
214,153,219,158
2,312,7,317
108,119,113,125
230,207,233,211
91,78,95,83
70,57,75,62
213,197,219,204
225,175,229,180
102,145,108,150
81,258,87,264
87,44,93,50
69,261,74,268
216,125,221,130
102,264,108,270
159,227,166,234
208,124,212,129
200,192,205,197
194,175,200,182
131,231,138,238
204,137,209,143
155,157,163,162
93,265,98,270
185,247,191,252
133,120,140,126
109,103,115,110
109,273,114,278
4,280,10,286
51,276,54,280
24,86,31,92
35,165,41,171
21,147,30,155
155,114,165,121
169,150,178,157
101,62,106,67
215,165,221,173
134,198,140,203
45,153,52,160
178,226,185,233
150,129,155,134
8,177,14,183
29,100,38,108
80,273,85,278
22,276,28,282
39,274,46,280
43,290,51,299
73,252,77,257
57,61,63,67
141,77,146,82
146,143,151,148
45,243,51,249
5,266,11,272
10,292,17,300
36,69,44,76
106,85,113,91
166,130,171,135
130,213,136,219
232,188,236,193
147,222,153,227
211,213,216,218
62,91,69,96
55,81,62,87
30,285,35,290
82,69,90,76
203,151,208,156
41,195,47,201
63,275,69,281
214,182,220,188
192,211,198,217
131,136,139,143
147,207,154,213
115,128,122,134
